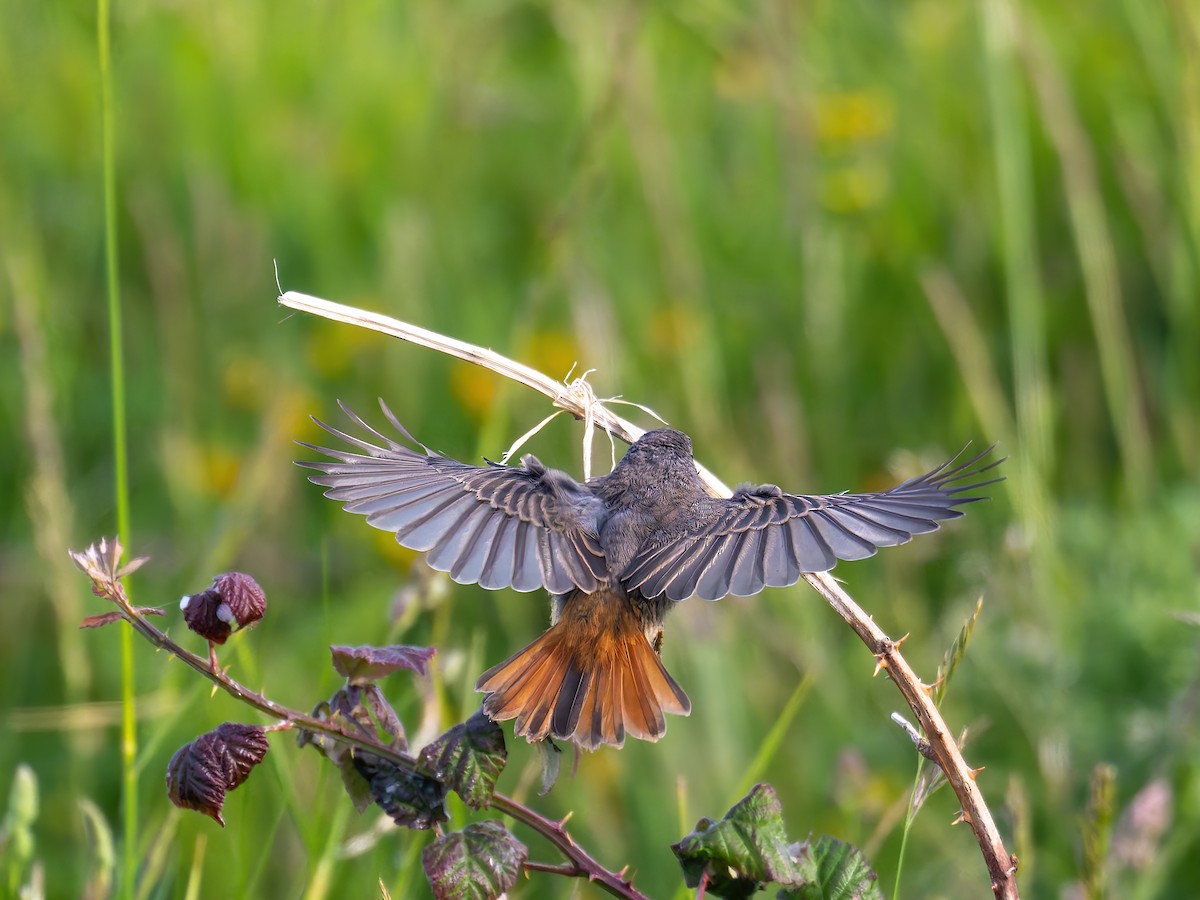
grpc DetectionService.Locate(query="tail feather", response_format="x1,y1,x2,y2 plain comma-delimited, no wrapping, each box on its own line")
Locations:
622,648,661,741
476,606,690,750
551,662,592,738
605,663,624,748
485,648,556,721
579,662,606,747
512,658,563,737
640,650,691,716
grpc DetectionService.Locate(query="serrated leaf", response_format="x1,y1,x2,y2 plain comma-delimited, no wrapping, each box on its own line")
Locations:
417,710,506,809
331,644,435,682
212,723,270,788
779,836,883,900
298,685,407,764
361,683,407,748
422,820,528,900
672,783,802,898
353,752,447,830
298,692,394,812
932,598,982,707
165,724,269,827
165,737,228,826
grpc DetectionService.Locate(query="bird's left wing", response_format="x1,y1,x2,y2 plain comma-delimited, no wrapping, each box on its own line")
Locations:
622,446,1002,602
298,401,608,594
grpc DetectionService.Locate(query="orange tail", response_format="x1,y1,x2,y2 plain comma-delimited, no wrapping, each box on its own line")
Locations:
476,605,691,750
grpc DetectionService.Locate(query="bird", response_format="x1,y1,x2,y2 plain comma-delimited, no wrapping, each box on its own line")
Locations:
299,400,1002,751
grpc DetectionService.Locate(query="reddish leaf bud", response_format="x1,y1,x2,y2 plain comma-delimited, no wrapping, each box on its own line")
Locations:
212,572,266,629
180,573,266,644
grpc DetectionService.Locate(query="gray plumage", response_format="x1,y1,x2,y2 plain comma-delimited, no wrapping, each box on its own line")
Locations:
298,400,1001,603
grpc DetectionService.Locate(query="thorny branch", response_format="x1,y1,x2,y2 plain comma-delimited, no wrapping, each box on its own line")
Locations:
279,290,1021,899
70,538,649,900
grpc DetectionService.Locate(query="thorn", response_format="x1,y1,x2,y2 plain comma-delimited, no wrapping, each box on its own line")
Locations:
557,811,574,830
919,680,936,697
951,810,967,826
968,765,986,781
873,655,888,677
893,632,910,650
927,673,946,692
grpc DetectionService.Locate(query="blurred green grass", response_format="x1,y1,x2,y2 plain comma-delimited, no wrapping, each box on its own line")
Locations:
3,0,1199,896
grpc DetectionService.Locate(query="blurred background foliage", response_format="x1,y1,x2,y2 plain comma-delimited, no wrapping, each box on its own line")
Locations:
2,0,1199,896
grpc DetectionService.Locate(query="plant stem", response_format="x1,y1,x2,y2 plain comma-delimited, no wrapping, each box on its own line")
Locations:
77,558,649,900
97,0,136,896
891,765,922,899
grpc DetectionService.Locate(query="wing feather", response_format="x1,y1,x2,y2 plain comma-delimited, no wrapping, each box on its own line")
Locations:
479,516,518,591
299,401,608,593
726,530,766,597
426,502,493,574
624,444,1002,601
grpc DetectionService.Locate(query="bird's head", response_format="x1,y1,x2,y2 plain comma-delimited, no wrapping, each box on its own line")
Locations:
622,428,694,464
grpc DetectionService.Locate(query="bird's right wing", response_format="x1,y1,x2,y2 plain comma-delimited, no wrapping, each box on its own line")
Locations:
298,401,609,594
622,446,1003,602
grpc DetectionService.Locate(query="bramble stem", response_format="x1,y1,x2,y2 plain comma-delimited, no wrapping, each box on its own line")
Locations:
73,546,649,900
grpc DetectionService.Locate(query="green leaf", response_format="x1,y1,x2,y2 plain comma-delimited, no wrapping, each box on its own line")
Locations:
1,764,39,891
1081,763,1117,898
534,737,562,796
78,798,114,900
932,598,982,707
418,710,507,809
422,820,528,900
779,836,882,900
671,783,802,898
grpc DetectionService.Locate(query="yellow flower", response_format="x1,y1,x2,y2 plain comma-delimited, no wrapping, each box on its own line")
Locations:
814,92,894,146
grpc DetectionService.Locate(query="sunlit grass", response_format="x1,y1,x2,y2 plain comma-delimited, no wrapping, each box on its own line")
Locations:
2,0,1199,896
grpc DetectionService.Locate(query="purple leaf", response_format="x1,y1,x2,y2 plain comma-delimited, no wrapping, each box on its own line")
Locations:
330,644,436,682
165,723,269,827
417,710,506,810
422,820,528,900
353,752,447,830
